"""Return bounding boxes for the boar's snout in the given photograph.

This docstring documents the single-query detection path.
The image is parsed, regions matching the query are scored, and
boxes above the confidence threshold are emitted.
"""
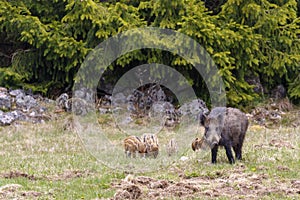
[204,133,221,149]
[211,141,218,148]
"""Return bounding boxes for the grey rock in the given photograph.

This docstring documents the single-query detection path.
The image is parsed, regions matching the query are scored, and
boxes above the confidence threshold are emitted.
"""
[0,92,11,111]
[151,101,178,127]
[15,95,37,111]
[148,86,166,102]
[85,89,95,103]
[74,88,86,99]
[120,115,133,125]
[74,88,95,103]
[151,101,165,114]
[56,93,71,111]
[0,112,15,125]
[112,92,127,106]
[9,89,25,97]
[98,107,110,114]
[0,87,54,126]
[178,99,209,118]
[24,95,37,109]
[72,98,88,116]
[127,102,136,112]
[271,84,286,100]
[0,87,7,93]
[10,110,27,121]
[245,76,264,94]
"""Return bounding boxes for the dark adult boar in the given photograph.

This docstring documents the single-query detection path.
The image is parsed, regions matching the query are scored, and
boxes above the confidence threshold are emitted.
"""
[201,107,248,164]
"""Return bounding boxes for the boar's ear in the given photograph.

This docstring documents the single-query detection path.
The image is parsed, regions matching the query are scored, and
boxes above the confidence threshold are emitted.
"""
[216,113,225,127]
[216,112,224,125]
[191,138,199,151]
[192,141,196,151]
[198,112,206,126]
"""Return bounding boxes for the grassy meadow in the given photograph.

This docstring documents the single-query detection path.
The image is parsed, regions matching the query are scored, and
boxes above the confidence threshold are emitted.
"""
[0,111,299,199]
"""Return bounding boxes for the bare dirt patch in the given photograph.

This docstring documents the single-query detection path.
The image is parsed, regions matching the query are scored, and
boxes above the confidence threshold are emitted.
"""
[0,184,42,199]
[0,171,38,180]
[269,139,295,149]
[0,169,92,182]
[111,168,300,200]
[0,170,92,199]
[46,169,93,181]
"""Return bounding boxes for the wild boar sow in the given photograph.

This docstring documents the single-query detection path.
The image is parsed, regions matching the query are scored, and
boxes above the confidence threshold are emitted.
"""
[202,107,248,164]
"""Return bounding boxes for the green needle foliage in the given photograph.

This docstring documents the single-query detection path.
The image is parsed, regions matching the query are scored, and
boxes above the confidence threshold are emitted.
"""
[0,0,299,106]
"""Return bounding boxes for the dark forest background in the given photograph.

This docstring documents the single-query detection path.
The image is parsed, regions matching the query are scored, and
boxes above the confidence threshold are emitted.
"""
[0,0,299,108]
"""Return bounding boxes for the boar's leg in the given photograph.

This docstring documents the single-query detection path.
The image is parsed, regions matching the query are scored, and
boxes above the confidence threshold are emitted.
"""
[132,151,137,158]
[125,148,130,158]
[153,151,158,158]
[233,145,242,160]
[127,152,130,158]
[211,145,218,164]
[225,145,235,164]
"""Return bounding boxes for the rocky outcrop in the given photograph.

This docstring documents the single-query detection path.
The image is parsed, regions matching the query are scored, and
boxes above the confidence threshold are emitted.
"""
[0,87,53,126]
[95,84,209,127]
[0,85,209,128]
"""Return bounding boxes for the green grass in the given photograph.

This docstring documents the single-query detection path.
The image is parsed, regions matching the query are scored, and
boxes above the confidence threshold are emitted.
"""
[0,114,299,199]
[0,119,125,199]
